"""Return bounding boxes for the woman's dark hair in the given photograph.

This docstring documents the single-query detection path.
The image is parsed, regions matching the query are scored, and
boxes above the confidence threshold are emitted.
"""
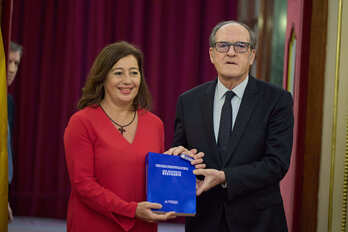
[77,41,152,110]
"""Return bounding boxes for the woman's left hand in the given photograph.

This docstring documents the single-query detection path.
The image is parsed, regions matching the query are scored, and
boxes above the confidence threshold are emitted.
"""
[163,146,189,156]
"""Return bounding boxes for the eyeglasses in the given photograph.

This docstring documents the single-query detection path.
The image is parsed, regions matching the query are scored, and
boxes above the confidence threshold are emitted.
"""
[214,41,251,54]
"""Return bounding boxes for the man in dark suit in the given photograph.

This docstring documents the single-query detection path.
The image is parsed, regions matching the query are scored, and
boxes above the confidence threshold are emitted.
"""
[7,41,23,222]
[172,20,294,232]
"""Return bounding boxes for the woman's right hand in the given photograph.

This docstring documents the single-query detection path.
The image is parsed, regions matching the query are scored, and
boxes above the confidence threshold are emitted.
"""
[135,201,176,223]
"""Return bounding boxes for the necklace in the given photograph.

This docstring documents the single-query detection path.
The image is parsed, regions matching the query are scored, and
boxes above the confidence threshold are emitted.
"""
[100,105,136,135]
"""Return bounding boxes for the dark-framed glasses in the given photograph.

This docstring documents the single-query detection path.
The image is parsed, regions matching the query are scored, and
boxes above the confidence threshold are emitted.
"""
[214,41,251,54]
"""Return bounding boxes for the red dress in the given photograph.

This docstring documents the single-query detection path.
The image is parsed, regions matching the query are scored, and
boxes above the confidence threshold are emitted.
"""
[64,106,164,232]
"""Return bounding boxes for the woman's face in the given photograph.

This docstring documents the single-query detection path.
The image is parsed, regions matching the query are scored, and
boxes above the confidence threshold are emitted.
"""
[103,55,141,107]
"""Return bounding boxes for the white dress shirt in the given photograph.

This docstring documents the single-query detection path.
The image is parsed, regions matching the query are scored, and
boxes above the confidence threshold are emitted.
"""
[213,76,249,143]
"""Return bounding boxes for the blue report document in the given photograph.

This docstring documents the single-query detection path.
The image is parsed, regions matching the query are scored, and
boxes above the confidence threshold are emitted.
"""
[146,152,196,216]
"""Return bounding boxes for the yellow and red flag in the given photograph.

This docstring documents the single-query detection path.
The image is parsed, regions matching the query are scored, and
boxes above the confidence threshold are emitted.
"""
[0,28,8,231]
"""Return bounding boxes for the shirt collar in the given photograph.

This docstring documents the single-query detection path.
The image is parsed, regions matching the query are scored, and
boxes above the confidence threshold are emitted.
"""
[216,75,249,100]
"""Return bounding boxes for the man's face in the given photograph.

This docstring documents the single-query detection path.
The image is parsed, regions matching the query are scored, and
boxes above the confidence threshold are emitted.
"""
[209,23,255,81]
[7,50,21,86]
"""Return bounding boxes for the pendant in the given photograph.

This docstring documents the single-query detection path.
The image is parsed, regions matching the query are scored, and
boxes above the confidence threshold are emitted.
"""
[118,127,126,134]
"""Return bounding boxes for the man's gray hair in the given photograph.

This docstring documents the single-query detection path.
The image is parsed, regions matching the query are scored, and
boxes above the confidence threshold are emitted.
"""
[209,20,256,49]
[10,41,23,56]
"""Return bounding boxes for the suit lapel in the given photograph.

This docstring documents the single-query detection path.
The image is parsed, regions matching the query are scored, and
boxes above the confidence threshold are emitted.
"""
[222,77,260,166]
[200,80,224,167]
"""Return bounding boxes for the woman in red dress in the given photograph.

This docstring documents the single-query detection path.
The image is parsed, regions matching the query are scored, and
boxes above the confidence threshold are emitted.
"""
[64,41,178,232]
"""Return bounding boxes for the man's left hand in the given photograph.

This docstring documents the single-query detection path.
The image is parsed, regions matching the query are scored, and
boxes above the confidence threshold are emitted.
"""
[164,147,206,169]
[193,169,226,196]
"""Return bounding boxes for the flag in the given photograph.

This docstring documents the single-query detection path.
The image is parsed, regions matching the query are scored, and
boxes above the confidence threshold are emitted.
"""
[0,28,9,231]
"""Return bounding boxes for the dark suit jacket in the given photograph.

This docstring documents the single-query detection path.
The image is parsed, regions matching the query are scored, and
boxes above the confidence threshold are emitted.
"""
[172,76,294,232]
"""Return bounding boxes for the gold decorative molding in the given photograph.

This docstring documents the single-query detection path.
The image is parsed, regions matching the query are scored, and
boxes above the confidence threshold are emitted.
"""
[328,0,343,231]
[342,116,348,231]
[286,29,296,94]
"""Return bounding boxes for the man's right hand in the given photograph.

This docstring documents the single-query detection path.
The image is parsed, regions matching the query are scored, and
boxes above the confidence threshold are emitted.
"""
[135,201,176,223]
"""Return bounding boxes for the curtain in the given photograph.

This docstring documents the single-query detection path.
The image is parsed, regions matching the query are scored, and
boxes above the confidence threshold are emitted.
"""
[9,0,237,218]
[0,26,9,231]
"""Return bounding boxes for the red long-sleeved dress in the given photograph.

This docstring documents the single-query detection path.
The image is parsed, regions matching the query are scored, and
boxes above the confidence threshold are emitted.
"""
[64,106,164,232]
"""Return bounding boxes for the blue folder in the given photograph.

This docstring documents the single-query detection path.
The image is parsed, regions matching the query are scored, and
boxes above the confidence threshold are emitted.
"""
[146,152,196,216]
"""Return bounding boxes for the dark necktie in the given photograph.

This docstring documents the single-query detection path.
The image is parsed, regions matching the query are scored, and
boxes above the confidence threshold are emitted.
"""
[218,91,235,151]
